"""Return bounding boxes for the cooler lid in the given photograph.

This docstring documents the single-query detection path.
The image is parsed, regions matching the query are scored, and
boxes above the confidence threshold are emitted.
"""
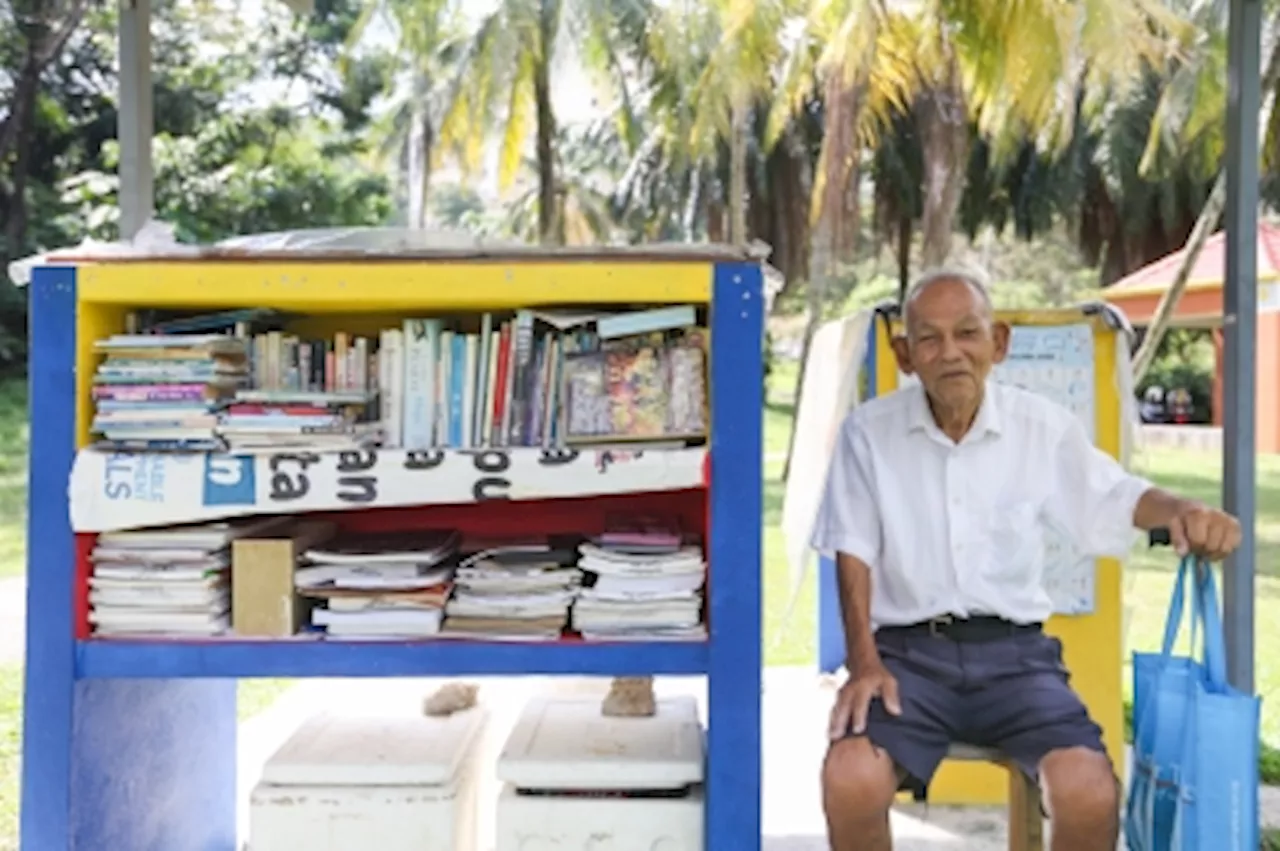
[260,708,486,787]
[496,694,704,791]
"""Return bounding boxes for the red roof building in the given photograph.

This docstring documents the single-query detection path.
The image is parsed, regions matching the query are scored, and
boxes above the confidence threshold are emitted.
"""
[1106,222,1280,451]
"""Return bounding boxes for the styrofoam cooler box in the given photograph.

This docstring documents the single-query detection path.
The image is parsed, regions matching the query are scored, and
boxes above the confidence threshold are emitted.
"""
[495,694,704,850]
[249,707,488,851]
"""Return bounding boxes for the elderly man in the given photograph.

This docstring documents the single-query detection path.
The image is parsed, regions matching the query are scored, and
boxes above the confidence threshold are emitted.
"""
[812,268,1241,851]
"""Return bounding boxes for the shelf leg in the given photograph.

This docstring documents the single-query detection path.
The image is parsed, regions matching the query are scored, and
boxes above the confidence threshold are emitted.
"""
[68,679,239,850]
[20,266,240,850]
[21,264,80,849]
[706,261,764,851]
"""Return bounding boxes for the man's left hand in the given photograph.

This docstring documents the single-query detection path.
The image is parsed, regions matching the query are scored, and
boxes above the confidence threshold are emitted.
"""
[1169,502,1242,561]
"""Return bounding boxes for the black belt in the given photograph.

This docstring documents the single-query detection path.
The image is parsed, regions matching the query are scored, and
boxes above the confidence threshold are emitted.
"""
[880,615,1041,642]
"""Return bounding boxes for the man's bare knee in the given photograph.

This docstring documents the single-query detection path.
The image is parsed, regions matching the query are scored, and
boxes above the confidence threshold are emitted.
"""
[1040,747,1119,848]
[822,737,900,816]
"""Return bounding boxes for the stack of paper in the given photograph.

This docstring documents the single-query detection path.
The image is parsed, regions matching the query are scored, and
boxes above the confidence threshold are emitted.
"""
[572,542,707,641]
[297,530,460,639]
[90,334,249,452]
[441,545,582,641]
[218,389,383,453]
[89,520,276,636]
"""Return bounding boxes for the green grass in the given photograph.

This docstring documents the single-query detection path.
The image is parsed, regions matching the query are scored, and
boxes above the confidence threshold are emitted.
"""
[0,381,27,580]
[764,357,797,457]
[238,678,297,719]
[0,666,19,851]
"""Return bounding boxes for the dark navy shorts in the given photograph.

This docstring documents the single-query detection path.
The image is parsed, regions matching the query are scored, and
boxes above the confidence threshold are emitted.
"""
[848,625,1109,797]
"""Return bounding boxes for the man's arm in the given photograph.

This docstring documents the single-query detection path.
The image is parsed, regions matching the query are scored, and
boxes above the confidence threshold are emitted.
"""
[1132,486,1198,531]
[1046,416,1241,561]
[1132,486,1241,560]
[835,551,880,673]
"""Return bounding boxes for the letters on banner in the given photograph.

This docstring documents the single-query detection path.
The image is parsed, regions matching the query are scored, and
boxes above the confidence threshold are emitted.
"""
[70,446,708,533]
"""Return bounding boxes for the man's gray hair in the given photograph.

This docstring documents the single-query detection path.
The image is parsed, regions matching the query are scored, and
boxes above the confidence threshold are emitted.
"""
[904,265,994,313]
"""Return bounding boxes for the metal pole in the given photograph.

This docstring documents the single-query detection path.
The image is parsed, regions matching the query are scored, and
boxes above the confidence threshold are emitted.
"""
[118,0,154,240]
[1222,0,1261,693]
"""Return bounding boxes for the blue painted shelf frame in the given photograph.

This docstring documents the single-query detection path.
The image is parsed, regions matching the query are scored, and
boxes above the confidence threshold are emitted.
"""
[20,260,764,850]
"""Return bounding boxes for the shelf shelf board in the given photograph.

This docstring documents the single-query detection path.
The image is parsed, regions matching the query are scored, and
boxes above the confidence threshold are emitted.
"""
[75,637,709,679]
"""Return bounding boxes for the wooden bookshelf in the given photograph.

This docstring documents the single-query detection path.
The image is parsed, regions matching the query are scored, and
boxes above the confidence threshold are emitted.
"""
[22,248,764,851]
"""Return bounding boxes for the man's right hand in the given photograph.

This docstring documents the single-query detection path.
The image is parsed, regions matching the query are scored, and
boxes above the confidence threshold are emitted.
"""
[828,660,902,740]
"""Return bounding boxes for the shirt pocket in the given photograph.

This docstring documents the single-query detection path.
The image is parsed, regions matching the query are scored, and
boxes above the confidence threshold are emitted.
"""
[984,501,1041,581]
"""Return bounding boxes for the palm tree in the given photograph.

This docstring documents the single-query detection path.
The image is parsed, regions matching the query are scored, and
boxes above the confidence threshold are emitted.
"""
[348,0,468,228]
[782,0,1176,269]
[439,0,651,246]
[500,121,630,244]
[686,0,799,244]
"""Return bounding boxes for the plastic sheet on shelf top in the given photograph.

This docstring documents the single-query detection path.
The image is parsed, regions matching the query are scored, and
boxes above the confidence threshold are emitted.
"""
[13,222,773,274]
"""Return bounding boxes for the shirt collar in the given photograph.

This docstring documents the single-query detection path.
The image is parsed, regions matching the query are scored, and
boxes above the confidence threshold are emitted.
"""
[908,379,1003,442]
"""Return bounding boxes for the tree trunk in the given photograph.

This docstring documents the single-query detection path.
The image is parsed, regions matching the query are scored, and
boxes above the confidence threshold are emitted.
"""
[2,124,34,255]
[1,0,90,261]
[0,55,40,255]
[1131,171,1227,380]
[838,162,862,263]
[916,76,968,269]
[897,213,912,302]
[0,60,41,180]
[534,0,562,246]
[728,99,749,245]
[706,196,726,243]
[783,74,860,482]
[407,97,432,229]
[0,0,88,167]
[1130,28,1280,381]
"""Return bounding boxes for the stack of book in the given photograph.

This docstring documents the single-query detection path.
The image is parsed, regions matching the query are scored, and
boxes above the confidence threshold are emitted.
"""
[441,544,583,641]
[90,334,249,451]
[295,530,459,639]
[88,520,273,637]
[374,307,708,451]
[571,530,707,641]
[218,390,382,453]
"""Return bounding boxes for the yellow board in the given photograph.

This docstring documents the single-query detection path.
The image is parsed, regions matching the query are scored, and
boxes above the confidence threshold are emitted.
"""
[874,310,1126,805]
[73,259,716,449]
[75,260,713,311]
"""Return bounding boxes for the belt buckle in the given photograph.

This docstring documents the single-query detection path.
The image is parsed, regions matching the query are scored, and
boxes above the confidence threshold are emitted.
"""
[928,615,954,638]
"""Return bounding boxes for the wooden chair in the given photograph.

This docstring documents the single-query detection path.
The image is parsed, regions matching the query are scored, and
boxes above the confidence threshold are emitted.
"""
[946,744,1045,851]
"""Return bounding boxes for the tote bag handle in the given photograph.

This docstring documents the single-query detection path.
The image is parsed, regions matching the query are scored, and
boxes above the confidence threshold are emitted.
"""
[1158,554,1227,687]
[1194,557,1229,690]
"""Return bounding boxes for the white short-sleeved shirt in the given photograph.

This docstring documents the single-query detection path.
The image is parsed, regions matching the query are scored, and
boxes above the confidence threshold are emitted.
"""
[810,380,1152,629]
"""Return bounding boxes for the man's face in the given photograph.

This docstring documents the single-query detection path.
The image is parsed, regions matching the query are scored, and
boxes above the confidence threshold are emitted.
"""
[893,278,1009,411]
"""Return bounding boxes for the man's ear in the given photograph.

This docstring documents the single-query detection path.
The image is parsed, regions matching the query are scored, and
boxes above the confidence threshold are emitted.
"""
[991,320,1012,364]
[890,334,914,374]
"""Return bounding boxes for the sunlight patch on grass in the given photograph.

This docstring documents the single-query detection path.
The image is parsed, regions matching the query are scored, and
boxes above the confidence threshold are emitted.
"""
[0,665,22,851]
[0,381,28,581]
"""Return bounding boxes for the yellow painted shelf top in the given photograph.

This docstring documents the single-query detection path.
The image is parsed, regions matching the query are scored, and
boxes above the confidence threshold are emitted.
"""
[63,244,765,310]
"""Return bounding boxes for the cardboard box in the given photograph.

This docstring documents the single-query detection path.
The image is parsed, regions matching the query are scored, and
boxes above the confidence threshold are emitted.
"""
[232,520,335,637]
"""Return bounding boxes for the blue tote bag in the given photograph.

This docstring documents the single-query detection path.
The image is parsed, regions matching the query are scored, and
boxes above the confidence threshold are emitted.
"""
[1124,555,1261,851]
